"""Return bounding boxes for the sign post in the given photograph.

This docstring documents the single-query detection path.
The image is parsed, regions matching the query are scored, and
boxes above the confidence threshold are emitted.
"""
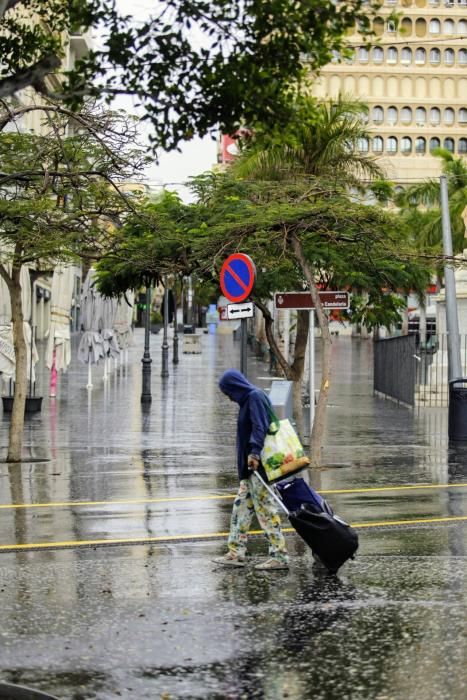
[309,310,315,443]
[275,291,350,442]
[220,254,256,377]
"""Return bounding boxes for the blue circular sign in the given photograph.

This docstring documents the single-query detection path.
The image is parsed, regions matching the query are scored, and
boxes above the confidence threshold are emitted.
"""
[220,254,256,303]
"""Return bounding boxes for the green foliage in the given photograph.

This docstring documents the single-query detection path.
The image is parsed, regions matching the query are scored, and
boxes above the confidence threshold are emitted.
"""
[0,103,145,272]
[1,1,372,149]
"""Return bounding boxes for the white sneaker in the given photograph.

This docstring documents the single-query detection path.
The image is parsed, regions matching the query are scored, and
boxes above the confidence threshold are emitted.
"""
[254,558,289,571]
[212,553,246,568]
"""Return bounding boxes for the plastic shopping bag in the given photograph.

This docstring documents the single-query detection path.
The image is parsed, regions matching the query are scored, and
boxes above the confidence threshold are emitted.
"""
[261,412,310,483]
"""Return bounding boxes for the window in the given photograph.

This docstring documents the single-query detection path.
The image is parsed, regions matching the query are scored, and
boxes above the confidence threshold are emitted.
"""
[416,107,426,124]
[415,47,426,64]
[430,107,441,124]
[459,108,467,124]
[429,19,440,35]
[387,136,398,154]
[358,46,369,62]
[401,106,412,124]
[387,20,397,33]
[459,138,467,154]
[401,137,413,154]
[331,50,341,63]
[358,110,369,124]
[430,137,441,151]
[372,46,384,63]
[373,136,384,153]
[358,138,369,153]
[387,46,398,63]
[401,47,412,64]
[416,137,427,154]
[444,19,455,35]
[459,49,467,65]
[430,48,441,64]
[387,106,398,125]
[444,49,455,65]
[372,105,384,123]
[444,108,455,125]
[459,20,467,35]
[444,138,455,153]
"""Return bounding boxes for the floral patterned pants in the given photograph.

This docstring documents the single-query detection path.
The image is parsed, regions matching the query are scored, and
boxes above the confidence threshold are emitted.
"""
[227,475,288,563]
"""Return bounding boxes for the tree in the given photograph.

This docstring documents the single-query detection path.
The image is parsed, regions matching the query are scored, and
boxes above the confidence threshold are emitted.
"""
[396,149,467,255]
[232,96,385,459]
[0,101,146,462]
[94,172,431,466]
[0,1,372,149]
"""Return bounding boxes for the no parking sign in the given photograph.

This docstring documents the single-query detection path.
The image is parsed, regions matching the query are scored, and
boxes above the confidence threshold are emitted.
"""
[219,253,256,303]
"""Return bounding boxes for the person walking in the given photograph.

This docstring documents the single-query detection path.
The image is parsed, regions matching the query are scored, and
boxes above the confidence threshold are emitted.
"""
[213,369,289,571]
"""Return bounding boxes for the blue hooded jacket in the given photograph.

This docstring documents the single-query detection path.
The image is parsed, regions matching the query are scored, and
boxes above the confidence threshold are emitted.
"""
[219,369,271,481]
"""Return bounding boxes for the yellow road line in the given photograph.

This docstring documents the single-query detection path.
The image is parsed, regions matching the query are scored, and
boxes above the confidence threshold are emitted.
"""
[1,483,467,511]
[0,515,466,553]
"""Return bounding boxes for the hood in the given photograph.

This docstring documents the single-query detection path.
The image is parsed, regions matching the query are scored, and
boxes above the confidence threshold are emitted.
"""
[219,369,257,404]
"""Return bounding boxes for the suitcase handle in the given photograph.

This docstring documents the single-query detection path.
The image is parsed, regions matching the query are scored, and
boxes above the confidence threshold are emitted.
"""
[251,470,290,516]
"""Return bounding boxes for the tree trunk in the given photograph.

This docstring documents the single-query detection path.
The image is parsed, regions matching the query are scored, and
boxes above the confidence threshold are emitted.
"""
[290,234,332,468]
[289,310,309,439]
[7,267,27,463]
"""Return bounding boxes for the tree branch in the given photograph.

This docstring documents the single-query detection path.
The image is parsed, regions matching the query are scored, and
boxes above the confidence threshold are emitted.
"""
[0,55,61,99]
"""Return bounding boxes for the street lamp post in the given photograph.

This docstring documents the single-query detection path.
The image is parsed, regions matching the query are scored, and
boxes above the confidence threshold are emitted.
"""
[161,277,169,377]
[173,282,179,364]
[141,287,152,403]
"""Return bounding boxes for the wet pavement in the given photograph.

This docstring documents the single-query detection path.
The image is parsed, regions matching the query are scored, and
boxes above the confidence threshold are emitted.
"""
[0,330,466,699]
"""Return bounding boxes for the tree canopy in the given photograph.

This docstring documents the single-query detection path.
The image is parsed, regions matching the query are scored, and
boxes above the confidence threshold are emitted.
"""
[0,1,371,149]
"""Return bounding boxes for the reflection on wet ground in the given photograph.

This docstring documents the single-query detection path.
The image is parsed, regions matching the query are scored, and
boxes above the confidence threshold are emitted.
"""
[0,332,466,698]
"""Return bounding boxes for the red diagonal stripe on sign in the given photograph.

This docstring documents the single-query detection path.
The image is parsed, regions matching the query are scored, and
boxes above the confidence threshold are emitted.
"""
[226,263,249,292]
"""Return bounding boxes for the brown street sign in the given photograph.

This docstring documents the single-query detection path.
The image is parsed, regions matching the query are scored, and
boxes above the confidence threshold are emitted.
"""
[275,291,350,310]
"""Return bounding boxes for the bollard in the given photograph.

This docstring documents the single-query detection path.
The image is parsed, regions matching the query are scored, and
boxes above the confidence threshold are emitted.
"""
[448,378,467,441]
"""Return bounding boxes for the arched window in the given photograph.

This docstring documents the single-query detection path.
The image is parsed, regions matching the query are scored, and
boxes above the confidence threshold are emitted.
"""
[416,107,426,124]
[401,18,413,35]
[459,20,467,35]
[358,137,369,153]
[387,136,398,154]
[373,136,384,153]
[372,47,384,63]
[415,137,426,154]
[401,136,413,154]
[401,106,412,124]
[445,49,455,66]
[372,105,384,123]
[401,47,412,64]
[415,18,427,37]
[429,19,440,35]
[387,19,397,33]
[444,138,455,153]
[430,48,441,64]
[444,19,455,35]
[430,107,441,124]
[459,49,467,65]
[459,138,467,154]
[459,108,467,124]
[331,50,340,63]
[387,46,398,63]
[387,106,398,124]
[430,137,441,151]
[444,108,455,125]
[358,46,369,62]
[415,47,426,64]
[373,16,385,37]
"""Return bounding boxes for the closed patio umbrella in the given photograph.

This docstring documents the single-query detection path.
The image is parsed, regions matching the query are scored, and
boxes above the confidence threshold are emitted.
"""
[77,268,104,388]
[46,264,75,372]
[114,291,134,358]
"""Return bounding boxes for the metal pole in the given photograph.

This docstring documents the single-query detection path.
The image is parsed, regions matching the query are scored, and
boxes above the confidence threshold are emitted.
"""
[161,279,169,377]
[309,310,315,442]
[141,287,152,403]
[241,317,248,377]
[173,282,179,364]
[440,175,462,381]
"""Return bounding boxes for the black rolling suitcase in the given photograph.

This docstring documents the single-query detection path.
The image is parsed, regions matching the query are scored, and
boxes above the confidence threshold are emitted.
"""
[254,472,358,574]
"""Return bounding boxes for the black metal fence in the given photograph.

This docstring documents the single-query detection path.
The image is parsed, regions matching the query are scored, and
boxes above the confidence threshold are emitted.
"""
[374,334,417,406]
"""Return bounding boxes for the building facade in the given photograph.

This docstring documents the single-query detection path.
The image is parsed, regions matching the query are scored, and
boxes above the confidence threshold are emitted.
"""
[312,0,467,187]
